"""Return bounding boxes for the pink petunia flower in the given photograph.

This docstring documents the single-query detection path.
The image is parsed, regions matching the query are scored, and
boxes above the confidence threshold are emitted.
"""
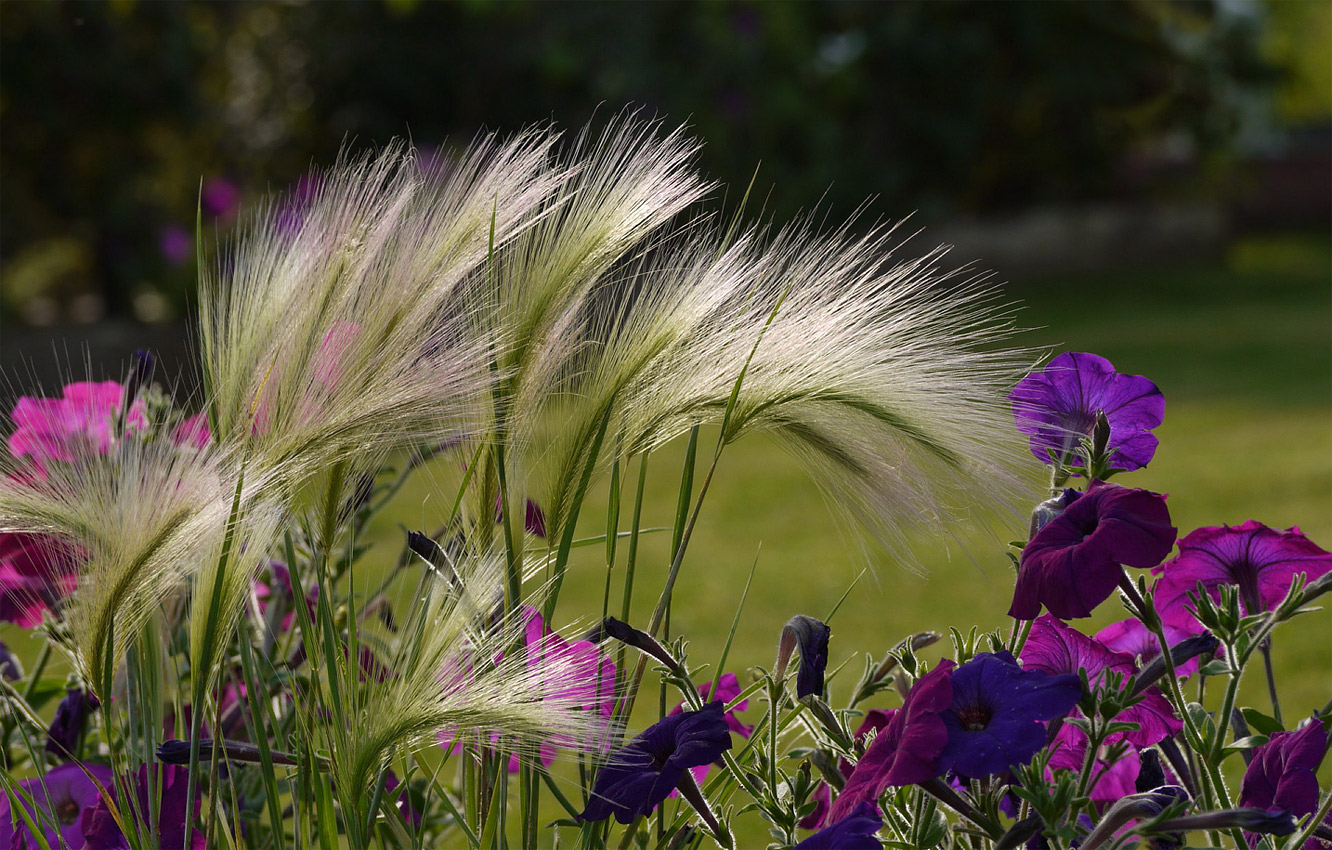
[1021,614,1180,749]
[8,381,147,472]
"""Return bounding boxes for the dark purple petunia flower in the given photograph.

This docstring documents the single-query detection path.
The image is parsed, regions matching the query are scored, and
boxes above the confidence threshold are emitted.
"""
[1020,615,1180,748]
[937,651,1082,780]
[1239,718,1331,849]
[80,763,205,850]
[793,800,883,849]
[1011,481,1176,620]
[47,688,99,757]
[1152,521,1332,635]
[0,761,112,850]
[493,497,548,538]
[828,661,956,822]
[1009,352,1165,473]
[1047,722,1143,804]
[578,701,733,825]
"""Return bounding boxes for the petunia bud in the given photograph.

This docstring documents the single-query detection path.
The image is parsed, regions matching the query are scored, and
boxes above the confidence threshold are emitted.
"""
[0,639,21,681]
[588,617,683,675]
[1130,632,1219,697]
[774,615,831,699]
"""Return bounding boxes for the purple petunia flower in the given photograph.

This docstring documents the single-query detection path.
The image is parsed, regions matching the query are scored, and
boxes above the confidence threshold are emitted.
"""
[937,651,1082,780]
[201,177,241,222]
[79,763,205,850]
[793,800,883,849]
[578,701,733,825]
[1152,521,1332,635]
[159,225,192,266]
[0,761,112,850]
[828,661,956,822]
[1009,352,1165,472]
[1011,481,1176,620]
[1020,615,1180,748]
[494,497,548,538]
[1239,718,1331,849]
[47,688,99,757]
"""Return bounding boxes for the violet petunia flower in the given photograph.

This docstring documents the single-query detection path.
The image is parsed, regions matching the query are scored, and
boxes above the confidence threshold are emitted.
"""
[793,800,883,849]
[79,763,205,850]
[1239,718,1331,849]
[578,701,733,825]
[1152,521,1332,635]
[8,381,147,472]
[828,661,956,822]
[0,761,113,850]
[1009,352,1164,472]
[1020,615,1180,748]
[1011,481,1176,620]
[937,651,1082,780]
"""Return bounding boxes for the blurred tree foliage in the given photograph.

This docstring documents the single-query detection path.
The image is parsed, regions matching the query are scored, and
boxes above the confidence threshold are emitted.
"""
[0,0,1288,322]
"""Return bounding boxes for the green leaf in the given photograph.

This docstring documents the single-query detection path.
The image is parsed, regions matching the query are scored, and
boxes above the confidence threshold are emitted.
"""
[1241,707,1285,735]
[1222,735,1270,757]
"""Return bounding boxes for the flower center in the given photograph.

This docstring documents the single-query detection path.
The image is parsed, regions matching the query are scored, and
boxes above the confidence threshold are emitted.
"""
[956,705,991,732]
[56,798,80,825]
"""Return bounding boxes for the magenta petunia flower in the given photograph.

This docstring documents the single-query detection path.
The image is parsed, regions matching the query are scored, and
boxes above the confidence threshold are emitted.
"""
[668,673,753,795]
[578,701,733,825]
[799,709,892,830]
[1239,718,1330,849]
[438,605,616,769]
[1021,615,1180,748]
[1009,352,1165,472]
[169,412,211,449]
[1152,521,1332,635]
[827,660,956,822]
[80,763,204,850]
[1011,481,1177,620]
[0,761,113,850]
[8,381,147,472]
[1047,722,1143,804]
[0,533,80,627]
[937,651,1082,780]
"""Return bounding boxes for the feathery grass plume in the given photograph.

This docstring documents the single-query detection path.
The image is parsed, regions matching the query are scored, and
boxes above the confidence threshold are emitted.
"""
[324,547,613,815]
[198,133,564,496]
[0,437,238,699]
[472,118,714,535]
[520,216,1032,556]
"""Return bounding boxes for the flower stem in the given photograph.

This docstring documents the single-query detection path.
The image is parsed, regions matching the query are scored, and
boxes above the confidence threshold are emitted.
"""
[1258,639,1283,726]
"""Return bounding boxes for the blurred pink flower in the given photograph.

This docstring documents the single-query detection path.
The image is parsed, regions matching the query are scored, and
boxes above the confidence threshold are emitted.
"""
[8,381,146,472]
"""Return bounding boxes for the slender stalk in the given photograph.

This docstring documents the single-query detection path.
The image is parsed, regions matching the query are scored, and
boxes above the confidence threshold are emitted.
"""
[1258,640,1283,726]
